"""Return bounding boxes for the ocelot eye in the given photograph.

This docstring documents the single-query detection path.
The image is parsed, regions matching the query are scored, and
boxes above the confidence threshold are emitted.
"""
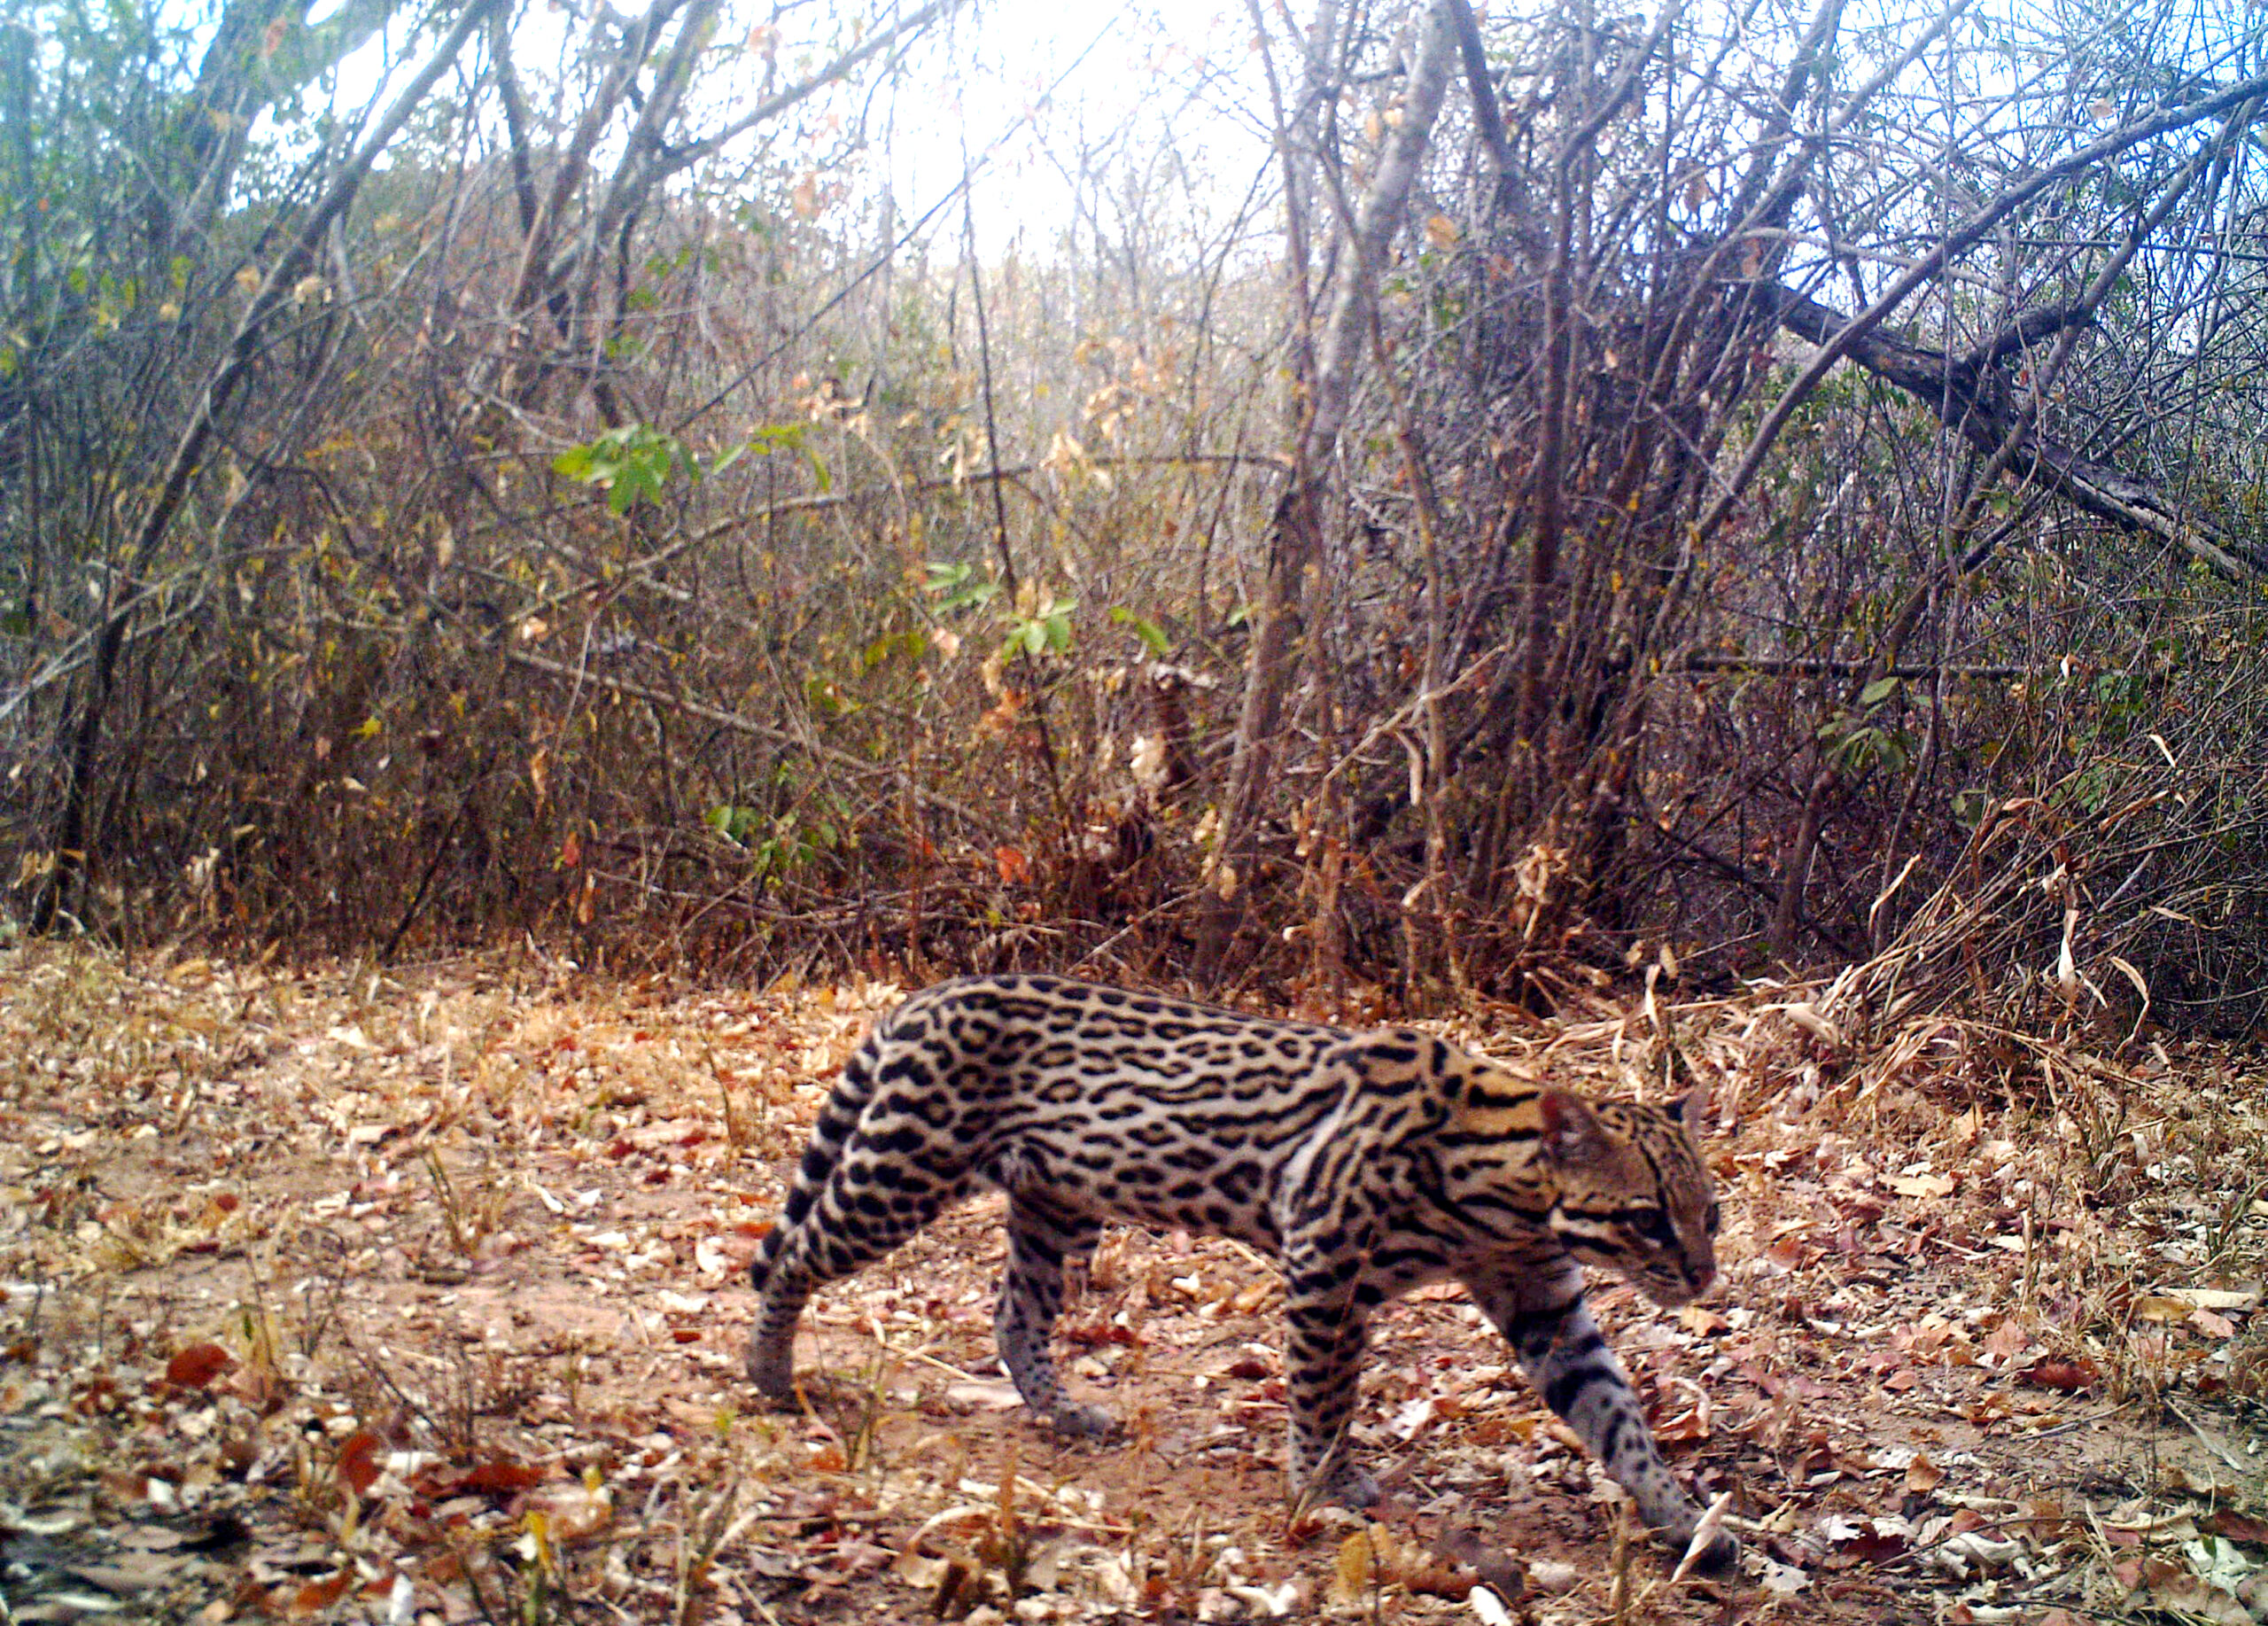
[1705,1202,1721,1234]
[1635,1210,1677,1244]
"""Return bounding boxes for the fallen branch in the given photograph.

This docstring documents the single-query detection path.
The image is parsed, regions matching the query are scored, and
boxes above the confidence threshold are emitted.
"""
[1758,281,2268,580]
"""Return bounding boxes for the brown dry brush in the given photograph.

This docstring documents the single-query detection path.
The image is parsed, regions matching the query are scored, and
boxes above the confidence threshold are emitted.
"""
[8,0,2268,1031]
[1195,0,2268,1019]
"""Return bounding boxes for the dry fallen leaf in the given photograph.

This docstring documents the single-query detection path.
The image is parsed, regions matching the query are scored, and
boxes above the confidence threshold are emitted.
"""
[335,1428,383,1495]
[163,1343,235,1390]
[2020,1358,2098,1391]
[1888,1171,1957,1199]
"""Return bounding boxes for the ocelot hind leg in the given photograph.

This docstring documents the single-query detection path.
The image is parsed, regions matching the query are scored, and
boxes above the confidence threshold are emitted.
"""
[746,1151,974,1400]
[1469,1267,1736,1571]
[996,1194,1114,1436]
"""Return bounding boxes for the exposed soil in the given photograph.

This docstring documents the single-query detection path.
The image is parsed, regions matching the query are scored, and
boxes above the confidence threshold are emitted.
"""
[2,939,2265,1624]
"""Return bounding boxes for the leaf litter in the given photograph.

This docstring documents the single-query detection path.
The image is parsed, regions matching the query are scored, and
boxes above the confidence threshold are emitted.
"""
[2,939,2266,1622]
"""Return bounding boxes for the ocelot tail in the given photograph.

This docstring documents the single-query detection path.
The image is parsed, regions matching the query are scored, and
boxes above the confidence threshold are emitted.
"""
[746,975,1734,1568]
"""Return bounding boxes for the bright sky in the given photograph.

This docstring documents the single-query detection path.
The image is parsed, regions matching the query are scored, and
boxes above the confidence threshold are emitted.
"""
[303,0,1279,261]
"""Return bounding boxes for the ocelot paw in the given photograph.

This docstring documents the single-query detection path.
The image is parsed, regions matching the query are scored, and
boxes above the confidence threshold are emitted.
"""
[1040,1399,1121,1439]
[1332,1466,1383,1509]
[1293,1463,1380,1510]
[1680,1527,1740,1575]
[1658,1516,1739,1575]
[743,1340,796,1402]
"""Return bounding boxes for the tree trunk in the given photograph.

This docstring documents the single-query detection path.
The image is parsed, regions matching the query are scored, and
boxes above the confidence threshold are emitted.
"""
[1221,0,1460,845]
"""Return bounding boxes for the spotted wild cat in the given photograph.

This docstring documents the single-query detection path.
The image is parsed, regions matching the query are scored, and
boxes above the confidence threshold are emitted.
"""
[745,974,1733,1566]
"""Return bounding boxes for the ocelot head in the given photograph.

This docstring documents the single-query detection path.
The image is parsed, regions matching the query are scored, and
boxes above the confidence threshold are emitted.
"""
[1538,1090,1720,1307]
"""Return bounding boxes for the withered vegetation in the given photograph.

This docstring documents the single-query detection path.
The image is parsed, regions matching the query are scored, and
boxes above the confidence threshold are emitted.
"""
[4,940,2266,1622]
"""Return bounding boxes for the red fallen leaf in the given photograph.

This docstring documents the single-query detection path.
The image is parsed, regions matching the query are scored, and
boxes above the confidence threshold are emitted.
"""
[415,1458,548,1498]
[994,845,1031,885]
[336,1428,384,1495]
[607,1138,636,1159]
[671,1328,702,1344]
[1059,1319,1138,1348]
[2192,1306,2238,1340]
[1834,1528,1912,1565]
[166,1342,236,1389]
[1982,1320,2031,1364]
[1223,1355,1274,1381]
[214,1192,241,1213]
[2205,1509,2268,1544]
[2019,1358,2098,1391]
[457,1459,548,1495]
[289,1571,355,1614]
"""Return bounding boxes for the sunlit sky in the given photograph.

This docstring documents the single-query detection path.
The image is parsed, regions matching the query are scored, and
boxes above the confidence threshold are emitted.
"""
[308,0,1280,260]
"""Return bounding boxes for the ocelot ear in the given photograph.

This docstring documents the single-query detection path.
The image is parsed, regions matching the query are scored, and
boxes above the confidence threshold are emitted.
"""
[1537,1089,1610,1166]
[1666,1082,1713,1135]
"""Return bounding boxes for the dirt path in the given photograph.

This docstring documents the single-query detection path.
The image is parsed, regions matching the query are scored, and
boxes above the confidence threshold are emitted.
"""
[1,941,2262,1623]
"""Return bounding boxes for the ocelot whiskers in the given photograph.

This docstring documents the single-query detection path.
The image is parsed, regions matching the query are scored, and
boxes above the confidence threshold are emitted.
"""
[745,974,1734,1568]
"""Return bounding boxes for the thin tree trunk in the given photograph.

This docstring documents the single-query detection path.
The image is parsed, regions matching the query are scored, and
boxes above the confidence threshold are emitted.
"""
[1220,0,1460,849]
[31,0,504,933]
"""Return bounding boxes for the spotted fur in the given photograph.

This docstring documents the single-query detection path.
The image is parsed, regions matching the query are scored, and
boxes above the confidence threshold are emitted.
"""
[746,975,1731,1566]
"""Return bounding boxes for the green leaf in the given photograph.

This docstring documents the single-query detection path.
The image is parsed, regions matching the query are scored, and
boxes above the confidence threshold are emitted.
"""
[705,805,762,844]
[1110,606,1169,657]
[1860,675,1901,707]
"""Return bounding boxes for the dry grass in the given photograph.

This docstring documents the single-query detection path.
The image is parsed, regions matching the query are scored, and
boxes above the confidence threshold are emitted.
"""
[0,938,2264,1622]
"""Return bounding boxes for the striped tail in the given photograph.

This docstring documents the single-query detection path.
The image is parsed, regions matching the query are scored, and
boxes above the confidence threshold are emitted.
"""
[750,1037,882,1292]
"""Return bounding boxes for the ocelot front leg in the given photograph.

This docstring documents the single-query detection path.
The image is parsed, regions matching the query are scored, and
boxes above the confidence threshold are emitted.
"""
[996,1194,1115,1437]
[1469,1265,1736,1571]
[1279,1229,1383,1510]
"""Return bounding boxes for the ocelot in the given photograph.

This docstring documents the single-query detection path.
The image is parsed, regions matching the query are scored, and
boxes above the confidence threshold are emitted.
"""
[746,975,1734,1567]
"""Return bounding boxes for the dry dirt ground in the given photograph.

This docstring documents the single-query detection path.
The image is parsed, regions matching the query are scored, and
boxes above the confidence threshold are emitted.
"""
[3,940,2267,1625]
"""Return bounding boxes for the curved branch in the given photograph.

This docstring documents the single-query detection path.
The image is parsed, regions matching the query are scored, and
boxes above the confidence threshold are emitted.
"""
[1759,282,2268,580]
[1696,67,2268,554]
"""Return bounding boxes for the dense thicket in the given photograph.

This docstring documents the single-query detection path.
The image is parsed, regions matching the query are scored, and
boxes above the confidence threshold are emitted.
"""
[5,0,2267,1033]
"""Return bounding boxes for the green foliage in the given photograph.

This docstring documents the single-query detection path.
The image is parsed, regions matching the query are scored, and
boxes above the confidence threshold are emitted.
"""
[1006,594,1076,657]
[1818,679,1912,777]
[704,805,842,883]
[1109,606,1169,657]
[553,425,698,514]
[717,423,830,490]
[554,422,824,512]
[923,563,1077,657]
[925,561,1001,615]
